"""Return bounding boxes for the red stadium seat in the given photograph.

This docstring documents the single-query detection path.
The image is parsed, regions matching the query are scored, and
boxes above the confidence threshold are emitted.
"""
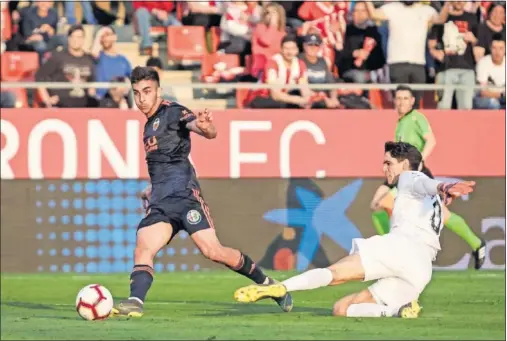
[250,54,267,79]
[209,26,221,53]
[0,52,39,81]
[150,26,166,37]
[236,89,250,109]
[167,26,206,60]
[1,7,12,41]
[201,53,240,80]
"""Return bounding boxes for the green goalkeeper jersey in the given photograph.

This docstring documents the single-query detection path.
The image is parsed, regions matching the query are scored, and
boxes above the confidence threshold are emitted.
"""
[395,110,432,153]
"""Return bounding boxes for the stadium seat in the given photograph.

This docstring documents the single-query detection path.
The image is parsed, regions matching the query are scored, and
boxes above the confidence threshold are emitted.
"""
[250,54,267,79]
[1,6,12,42]
[201,53,240,81]
[209,27,221,53]
[167,26,206,60]
[236,89,250,109]
[368,89,394,109]
[0,52,39,81]
[150,26,166,38]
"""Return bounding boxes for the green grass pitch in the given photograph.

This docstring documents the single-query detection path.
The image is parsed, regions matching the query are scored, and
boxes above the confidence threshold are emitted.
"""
[1,271,505,340]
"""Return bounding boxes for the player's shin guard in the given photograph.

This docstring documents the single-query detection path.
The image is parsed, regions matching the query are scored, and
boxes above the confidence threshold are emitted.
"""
[129,265,154,303]
[229,253,267,285]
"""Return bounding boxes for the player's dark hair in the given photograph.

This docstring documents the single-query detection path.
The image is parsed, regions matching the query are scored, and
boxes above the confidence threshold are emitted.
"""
[395,85,414,97]
[130,66,160,87]
[385,141,422,171]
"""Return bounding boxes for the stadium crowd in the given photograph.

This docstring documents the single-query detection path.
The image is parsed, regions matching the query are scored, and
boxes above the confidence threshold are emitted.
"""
[0,1,505,110]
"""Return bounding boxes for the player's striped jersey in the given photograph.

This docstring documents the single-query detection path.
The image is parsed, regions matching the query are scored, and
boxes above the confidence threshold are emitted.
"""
[390,171,443,253]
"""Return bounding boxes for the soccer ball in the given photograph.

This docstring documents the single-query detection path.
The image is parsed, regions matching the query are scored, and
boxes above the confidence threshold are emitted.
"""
[75,284,113,320]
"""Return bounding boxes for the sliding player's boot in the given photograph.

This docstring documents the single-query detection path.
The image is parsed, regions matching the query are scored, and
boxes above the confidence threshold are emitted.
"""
[267,278,293,313]
[234,282,287,304]
[396,300,422,318]
[472,239,486,270]
[110,298,144,318]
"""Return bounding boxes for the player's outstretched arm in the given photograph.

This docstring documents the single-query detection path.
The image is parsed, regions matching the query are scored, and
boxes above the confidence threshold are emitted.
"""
[186,108,217,139]
[437,181,476,206]
[403,172,475,204]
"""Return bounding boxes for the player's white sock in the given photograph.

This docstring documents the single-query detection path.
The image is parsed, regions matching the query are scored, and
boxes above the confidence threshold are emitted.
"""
[346,303,396,318]
[282,268,333,292]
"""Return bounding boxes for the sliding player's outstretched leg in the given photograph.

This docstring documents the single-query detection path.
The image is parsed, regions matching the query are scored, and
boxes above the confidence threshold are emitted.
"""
[111,220,173,317]
[234,253,365,303]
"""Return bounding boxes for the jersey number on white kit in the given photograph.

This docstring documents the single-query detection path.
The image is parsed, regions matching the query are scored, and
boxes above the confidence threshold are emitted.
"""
[430,197,443,235]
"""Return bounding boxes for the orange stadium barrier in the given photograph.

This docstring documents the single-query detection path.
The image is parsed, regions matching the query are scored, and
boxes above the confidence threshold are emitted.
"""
[0,109,505,179]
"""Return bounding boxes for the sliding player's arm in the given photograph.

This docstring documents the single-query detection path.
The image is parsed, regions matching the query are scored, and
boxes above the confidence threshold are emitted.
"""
[399,172,475,204]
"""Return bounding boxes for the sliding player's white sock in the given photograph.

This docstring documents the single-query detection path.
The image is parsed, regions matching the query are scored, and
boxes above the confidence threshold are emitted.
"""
[346,303,396,318]
[282,268,333,292]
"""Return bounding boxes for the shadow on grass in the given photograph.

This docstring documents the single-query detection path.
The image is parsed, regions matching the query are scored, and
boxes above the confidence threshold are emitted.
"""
[2,301,57,311]
[148,299,331,317]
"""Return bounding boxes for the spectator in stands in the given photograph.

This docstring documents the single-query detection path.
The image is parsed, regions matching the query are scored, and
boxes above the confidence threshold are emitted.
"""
[36,25,96,108]
[366,1,450,106]
[474,3,505,62]
[298,1,349,63]
[219,1,262,64]
[474,34,505,109]
[251,3,286,77]
[133,1,181,56]
[429,1,479,110]
[276,1,303,31]
[247,35,312,109]
[335,1,384,84]
[99,76,130,109]
[19,1,66,63]
[91,26,132,100]
[64,1,98,25]
[146,57,178,102]
[300,34,339,109]
[182,1,223,29]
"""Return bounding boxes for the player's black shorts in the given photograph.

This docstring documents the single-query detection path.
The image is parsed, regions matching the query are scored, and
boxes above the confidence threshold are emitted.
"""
[138,187,214,240]
[383,163,434,189]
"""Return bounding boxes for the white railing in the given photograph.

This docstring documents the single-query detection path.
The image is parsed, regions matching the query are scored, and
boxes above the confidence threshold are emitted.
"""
[1,81,504,91]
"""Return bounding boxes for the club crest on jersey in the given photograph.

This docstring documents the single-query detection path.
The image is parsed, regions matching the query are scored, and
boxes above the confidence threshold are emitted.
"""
[186,210,201,225]
[153,118,160,131]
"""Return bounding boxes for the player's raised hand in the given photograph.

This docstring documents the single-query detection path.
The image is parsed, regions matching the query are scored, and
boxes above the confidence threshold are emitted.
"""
[194,108,217,139]
[438,181,476,205]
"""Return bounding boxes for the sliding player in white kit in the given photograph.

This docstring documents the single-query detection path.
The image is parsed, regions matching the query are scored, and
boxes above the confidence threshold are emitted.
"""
[234,141,476,318]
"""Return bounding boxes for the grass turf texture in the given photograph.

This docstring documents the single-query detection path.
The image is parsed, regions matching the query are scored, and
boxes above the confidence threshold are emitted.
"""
[1,271,505,340]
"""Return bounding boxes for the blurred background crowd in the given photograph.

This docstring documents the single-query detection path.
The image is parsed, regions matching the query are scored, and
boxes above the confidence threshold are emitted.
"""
[0,1,505,111]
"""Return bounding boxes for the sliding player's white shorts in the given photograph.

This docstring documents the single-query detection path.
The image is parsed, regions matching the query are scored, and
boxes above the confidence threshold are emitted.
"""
[350,232,437,308]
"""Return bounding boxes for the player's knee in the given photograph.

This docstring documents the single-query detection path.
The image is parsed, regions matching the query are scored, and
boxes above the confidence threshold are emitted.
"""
[133,245,156,262]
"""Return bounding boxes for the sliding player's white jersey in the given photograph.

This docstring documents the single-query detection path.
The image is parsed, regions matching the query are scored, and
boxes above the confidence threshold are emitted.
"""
[390,171,444,252]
